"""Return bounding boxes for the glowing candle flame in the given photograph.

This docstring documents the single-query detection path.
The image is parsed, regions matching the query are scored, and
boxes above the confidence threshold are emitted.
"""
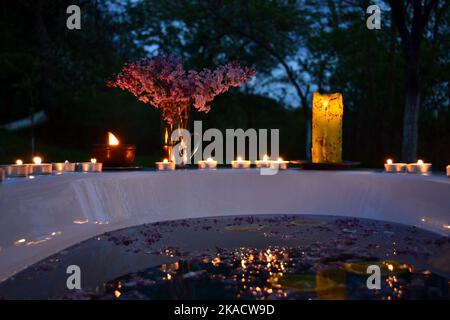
[16,159,23,165]
[33,156,42,165]
[387,159,393,165]
[278,157,283,162]
[417,159,424,165]
[163,158,168,163]
[108,132,119,146]
[207,157,213,162]
[237,156,243,162]
[90,158,97,164]
[263,154,268,162]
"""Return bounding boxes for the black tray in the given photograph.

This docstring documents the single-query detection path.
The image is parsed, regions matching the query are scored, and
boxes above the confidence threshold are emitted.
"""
[102,166,145,171]
[290,161,360,170]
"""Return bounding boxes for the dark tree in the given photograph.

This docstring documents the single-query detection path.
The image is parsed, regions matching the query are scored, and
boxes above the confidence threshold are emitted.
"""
[388,0,439,162]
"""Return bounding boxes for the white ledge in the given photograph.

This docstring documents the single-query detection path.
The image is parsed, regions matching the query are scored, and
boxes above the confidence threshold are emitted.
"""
[0,169,449,282]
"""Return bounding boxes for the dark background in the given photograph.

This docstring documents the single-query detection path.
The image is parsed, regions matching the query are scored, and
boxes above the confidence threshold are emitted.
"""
[0,0,448,169]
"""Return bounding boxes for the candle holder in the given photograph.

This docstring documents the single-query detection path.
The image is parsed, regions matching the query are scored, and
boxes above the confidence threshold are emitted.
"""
[32,164,52,175]
[384,159,406,173]
[198,158,217,169]
[3,161,31,177]
[270,158,289,170]
[92,144,136,167]
[77,159,103,173]
[231,157,251,169]
[255,155,271,168]
[406,160,432,174]
[92,132,136,167]
[31,157,52,175]
[156,159,175,171]
[52,161,76,173]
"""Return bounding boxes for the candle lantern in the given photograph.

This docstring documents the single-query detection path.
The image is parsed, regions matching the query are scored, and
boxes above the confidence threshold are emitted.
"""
[312,92,343,163]
[92,132,136,167]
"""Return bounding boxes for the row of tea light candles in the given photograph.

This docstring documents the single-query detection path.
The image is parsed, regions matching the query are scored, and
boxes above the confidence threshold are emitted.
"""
[1,157,102,178]
[2,155,287,176]
[2,156,449,178]
[155,155,289,171]
[384,159,437,174]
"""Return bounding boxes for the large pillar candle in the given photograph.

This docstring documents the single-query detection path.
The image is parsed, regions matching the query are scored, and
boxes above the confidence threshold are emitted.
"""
[312,92,343,163]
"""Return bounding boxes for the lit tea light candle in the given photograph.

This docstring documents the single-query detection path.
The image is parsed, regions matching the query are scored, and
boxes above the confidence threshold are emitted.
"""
[255,154,271,168]
[231,156,251,169]
[156,158,175,171]
[90,158,103,172]
[406,159,432,174]
[2,159,31,177]
[77,158,103,172]
[384,159,406,173]
[52,160,76,173]
[31,156,52,175]
[198,157,217,169]
[270,157,289,170]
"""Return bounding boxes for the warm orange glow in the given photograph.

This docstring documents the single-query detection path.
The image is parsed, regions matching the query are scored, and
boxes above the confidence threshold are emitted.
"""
[114,290,121,298]
[163,158,168,163]
[164,128,169,144]
[387,159,393,165]
[90,158,97,164]
[237,156,243,162]
[108,132,119,146]
[417,159,424,165]
[278,157,283,162]
[15,159,23,165]
[33,156,42,165]
[312,92,343,163]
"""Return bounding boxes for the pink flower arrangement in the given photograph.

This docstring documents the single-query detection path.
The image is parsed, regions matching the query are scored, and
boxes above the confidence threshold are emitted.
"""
[107,55,255,124]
